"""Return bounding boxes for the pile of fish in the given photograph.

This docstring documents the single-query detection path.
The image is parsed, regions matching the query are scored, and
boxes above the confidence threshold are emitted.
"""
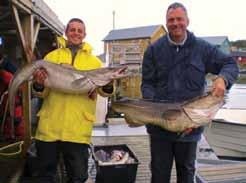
[111,93,225,132]
[94,149,135,165]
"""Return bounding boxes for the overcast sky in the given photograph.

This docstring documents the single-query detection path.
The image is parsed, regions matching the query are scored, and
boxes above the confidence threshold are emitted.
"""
[44,0,246,55]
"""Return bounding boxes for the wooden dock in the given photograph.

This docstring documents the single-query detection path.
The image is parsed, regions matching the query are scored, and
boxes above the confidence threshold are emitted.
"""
[17,123,246,183]
[88,125,246,183]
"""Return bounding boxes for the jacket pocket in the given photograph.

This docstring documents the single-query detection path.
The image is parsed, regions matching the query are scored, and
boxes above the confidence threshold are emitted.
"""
[185,60,205,91]
[83,111,96,122]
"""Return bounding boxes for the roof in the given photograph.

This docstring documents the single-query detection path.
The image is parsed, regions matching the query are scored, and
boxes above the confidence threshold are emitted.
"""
[103,25,163,41]
[32,0,65,34]
[97,53,106,63]
[0,0,64,35]
[201,36,228,46]
[231,51,246,57]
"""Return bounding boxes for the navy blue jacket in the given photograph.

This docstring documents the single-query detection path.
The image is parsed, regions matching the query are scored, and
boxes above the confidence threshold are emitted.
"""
[141,31,239,141]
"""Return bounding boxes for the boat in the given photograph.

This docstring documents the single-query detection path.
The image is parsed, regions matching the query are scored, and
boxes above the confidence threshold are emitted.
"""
[203,84,246,160]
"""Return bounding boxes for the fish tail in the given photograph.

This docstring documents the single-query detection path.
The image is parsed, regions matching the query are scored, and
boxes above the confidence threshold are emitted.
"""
[8,60,43,139]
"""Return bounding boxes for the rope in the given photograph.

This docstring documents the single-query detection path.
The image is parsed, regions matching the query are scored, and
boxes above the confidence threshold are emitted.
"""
[0,141,24,157]
[0,91,8,106]
[0,91,8,136]
[1,92,9,135]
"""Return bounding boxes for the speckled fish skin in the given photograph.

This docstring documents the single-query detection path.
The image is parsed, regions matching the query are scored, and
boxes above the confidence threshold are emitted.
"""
[111,94,224,132]
[8,60,129,138]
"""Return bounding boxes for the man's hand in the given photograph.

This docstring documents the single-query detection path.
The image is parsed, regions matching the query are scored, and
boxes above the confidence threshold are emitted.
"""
[88,90,97,100]
[33,68,48,85]
[211,77,226,97]
[183,128,193,134]
[179,128,193,138]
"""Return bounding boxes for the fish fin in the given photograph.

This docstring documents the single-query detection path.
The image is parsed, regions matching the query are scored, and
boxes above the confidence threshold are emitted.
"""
[124,115,144,127]
[161,110,182,120]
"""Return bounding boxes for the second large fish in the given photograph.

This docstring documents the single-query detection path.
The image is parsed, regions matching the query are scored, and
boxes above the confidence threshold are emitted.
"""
[111,94,224,132]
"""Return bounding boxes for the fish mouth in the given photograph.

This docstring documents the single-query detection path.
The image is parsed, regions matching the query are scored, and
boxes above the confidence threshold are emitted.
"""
[111,66,129,79]
[118,66,128,74]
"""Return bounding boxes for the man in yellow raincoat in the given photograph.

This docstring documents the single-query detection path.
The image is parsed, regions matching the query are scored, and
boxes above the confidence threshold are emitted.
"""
[32,18,111,183]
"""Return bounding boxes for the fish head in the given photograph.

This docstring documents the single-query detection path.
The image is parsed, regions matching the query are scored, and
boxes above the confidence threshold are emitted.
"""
[183,94,225,125]
[87,66,131,87]
[104,65,130,80]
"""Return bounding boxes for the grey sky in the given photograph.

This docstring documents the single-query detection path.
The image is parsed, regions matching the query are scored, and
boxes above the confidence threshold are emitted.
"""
[44,0,246,55]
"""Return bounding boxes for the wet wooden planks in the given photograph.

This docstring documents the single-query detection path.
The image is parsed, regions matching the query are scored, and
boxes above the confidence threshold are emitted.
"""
[197,161,246,183]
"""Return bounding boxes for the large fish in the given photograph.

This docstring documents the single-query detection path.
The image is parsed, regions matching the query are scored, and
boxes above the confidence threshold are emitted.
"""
[111,94,224,132]
[8,60,130,138]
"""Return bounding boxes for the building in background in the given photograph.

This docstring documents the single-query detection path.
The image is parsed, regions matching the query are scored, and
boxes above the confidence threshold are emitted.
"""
[103,25,166,98]
[201,36,231,54]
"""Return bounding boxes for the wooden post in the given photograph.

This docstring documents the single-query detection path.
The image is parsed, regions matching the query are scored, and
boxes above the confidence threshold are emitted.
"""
[11,2,40,155]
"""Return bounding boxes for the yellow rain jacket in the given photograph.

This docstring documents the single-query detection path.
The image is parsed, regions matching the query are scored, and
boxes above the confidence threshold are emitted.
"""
[35,42,102,144]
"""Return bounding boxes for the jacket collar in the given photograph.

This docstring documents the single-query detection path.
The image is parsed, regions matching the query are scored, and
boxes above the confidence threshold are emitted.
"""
[166,31,195,48]
[81,42,93,53]
[167,32,187,46]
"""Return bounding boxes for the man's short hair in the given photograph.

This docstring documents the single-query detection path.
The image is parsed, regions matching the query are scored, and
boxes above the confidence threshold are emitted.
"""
[167,2,187,14]
[65,18,85,33]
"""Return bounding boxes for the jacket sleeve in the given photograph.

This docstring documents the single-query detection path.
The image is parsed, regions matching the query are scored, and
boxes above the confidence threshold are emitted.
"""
[141,45,156,99]
[31,52,53,98]
[96,80,116,97]
[32,83,50,98]
[204,44,239,89]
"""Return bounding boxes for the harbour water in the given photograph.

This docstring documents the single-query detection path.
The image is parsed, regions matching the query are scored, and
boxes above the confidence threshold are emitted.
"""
[223,83,246,109]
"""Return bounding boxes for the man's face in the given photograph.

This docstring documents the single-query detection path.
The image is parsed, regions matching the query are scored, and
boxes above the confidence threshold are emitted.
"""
[166,7,189,42]
[65,21,86,46]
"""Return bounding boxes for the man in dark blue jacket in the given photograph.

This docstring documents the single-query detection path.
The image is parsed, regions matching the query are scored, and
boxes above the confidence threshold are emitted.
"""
[141,2,239,183]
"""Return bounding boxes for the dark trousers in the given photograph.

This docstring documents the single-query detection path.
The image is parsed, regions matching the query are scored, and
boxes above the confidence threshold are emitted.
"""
[150,136,197,183]
[36,140,89,183]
